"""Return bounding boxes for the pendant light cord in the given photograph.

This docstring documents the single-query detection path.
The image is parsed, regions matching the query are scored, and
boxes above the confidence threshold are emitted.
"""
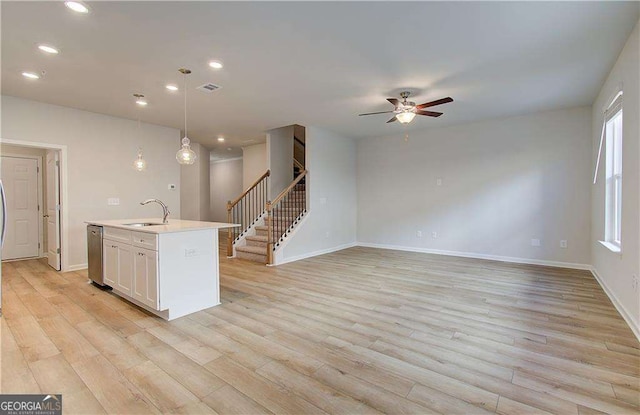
[183,71,188,138]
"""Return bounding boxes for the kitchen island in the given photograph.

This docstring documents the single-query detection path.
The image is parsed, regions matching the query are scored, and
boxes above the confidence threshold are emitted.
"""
[86,218,238,320]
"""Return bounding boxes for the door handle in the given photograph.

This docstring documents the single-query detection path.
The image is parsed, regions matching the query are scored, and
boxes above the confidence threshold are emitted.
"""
[0,179,7,248]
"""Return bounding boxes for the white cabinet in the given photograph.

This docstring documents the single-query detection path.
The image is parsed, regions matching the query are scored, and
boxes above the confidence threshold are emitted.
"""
[104,232,157,307]
[133,247,158,309]
[103,240,134,296]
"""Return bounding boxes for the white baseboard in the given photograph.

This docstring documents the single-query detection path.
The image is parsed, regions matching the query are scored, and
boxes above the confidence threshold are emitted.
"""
[356,242,592,270]
[590,267,640,342]
[66,263,87,272]
[276,242,358,265]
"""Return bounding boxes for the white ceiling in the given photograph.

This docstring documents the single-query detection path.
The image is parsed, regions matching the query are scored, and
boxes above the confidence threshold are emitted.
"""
[2,1,638,155]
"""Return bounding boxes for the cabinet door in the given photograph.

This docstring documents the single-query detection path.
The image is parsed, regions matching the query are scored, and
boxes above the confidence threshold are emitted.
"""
[103,241,119,287]
[133,248,158,309]
[116,243,133,296]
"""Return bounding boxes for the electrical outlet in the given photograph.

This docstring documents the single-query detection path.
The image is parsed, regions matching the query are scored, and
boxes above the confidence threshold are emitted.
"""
[432,231,438,239]
[560,240,568,249]
[531,239,541,247]
[325,231,330,238]
[416,230,422,238]
[184,248,197,257]
[107,197,120,206]
[632,275,638,292]
[436,177,443,186]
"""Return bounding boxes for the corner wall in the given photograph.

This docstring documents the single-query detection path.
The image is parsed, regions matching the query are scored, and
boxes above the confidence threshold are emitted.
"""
[276,127,357,263]
[591,20,640,338]
[357,106,592,268]
[1,95,181,270]
[180,142,210,221]
[242,143,267,190]
[210,157,243,222]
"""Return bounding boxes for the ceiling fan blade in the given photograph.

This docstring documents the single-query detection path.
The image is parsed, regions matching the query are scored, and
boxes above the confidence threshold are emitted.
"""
[358,110,395,116]
[416,97,453,109]
[387,98,400,107]
[386,116,397,123]
[416,110,443,117]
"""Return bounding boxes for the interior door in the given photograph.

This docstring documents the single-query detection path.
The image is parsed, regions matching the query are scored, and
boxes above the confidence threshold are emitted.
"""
[46,151,61,270]
[0,156,39,260]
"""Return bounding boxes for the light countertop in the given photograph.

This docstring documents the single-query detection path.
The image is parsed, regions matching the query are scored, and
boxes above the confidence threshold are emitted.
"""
[86,218,239,234]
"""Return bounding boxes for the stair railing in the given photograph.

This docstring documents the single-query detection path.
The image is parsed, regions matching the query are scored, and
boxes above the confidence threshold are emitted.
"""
[266,170,308,264]
[227,170,270,257]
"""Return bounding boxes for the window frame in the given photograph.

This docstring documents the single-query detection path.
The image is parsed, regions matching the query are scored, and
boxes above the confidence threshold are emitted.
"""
[603,94,623,251]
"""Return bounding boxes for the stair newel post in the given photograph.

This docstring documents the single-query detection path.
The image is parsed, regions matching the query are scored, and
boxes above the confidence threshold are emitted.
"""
[266,200,273,265]
[226,201,233,257]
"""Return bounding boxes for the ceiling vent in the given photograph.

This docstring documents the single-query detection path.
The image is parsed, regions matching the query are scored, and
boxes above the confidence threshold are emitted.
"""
[196,83,222,93]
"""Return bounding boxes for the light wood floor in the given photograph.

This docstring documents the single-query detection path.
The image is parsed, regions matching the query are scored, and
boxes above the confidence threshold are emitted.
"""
[2,244,639,414]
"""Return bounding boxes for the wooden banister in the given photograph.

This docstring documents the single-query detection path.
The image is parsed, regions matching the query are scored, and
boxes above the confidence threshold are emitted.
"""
[227,169,270,257]
[228,170,270,209]
[272,170,307,206]
[266,170,308,264]
[293,158,304,171]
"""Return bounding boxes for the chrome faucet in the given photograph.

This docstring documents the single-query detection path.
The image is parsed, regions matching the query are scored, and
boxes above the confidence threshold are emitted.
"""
[140,199,170,224]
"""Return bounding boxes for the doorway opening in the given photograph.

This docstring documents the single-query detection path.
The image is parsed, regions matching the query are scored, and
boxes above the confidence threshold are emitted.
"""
[0,140,68,271]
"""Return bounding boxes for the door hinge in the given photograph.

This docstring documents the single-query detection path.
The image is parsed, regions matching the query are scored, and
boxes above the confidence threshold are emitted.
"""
[38,242,41,249]
[38,204,40,211]
[56,160,60,167]
[37,166,40,173]
[56,204,60,211]
[56,248,60,254]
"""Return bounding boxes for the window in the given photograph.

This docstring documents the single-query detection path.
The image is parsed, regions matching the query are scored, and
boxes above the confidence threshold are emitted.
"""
[604,95,623,249]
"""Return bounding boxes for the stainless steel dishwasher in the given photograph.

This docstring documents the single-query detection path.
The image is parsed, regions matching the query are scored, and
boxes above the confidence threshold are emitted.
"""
[87,225,107,286]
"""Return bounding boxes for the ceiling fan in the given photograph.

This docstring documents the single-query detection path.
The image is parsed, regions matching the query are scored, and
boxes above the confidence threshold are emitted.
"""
[359,91,453,124]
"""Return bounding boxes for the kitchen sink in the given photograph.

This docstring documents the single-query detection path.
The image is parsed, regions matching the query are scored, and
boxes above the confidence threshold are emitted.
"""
[123,222,164,227]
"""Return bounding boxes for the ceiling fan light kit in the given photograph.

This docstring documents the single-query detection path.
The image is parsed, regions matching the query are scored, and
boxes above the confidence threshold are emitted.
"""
[360,91,453,124]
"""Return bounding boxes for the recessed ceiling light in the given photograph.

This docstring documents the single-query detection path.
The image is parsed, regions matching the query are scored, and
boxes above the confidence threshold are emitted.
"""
[64,1,89,13]
[217,137,225,142]
[22,72,40,80]
[165,84,178,91]
[227,147,232,151]
[208,60,223,69]
[38,44,59,54]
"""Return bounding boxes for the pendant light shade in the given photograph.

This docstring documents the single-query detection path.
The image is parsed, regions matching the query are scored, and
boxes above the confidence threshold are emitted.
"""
[176,137,196,164]
[176,68,197,165]
[134,148,147,171]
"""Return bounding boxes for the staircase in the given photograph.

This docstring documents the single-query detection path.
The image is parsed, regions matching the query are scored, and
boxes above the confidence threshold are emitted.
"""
[232,175,307,264]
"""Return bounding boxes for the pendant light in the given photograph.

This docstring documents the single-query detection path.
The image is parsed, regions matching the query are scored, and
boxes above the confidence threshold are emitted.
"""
[176,68,197,165]
[134,147,147,171]
[132,95,147,171]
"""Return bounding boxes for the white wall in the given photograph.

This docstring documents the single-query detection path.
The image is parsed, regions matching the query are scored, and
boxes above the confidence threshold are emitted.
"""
[267,125,294,200]
[591,21,640,337]
[242,143,267,191]
[1,95,181,270]
[357,107,592,268]
[277,127,357,263]
[180,142,210,221]
[210,157,243,222]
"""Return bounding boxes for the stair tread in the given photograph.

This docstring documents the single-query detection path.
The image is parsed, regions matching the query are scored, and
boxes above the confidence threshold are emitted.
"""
[246,235,268,242]
[236,245,267,255]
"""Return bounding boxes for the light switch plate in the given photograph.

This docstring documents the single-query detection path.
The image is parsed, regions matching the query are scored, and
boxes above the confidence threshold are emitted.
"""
[107,198,120,206]
[531,238,541,247]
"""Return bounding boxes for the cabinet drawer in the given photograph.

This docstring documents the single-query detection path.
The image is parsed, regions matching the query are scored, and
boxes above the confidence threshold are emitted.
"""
[104,227,132,243]
[132,231,158,251]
